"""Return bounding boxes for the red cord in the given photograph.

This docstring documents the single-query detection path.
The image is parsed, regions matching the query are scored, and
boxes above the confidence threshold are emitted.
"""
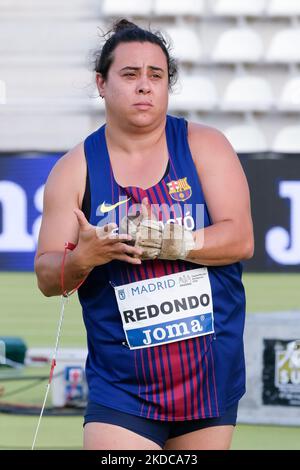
[61,242,87,297]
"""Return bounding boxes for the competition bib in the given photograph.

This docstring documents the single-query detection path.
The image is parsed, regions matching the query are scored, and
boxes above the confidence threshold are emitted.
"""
[112,268,214,350]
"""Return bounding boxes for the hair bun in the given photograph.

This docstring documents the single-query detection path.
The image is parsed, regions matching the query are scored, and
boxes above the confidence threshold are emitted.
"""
[113,19,138,33]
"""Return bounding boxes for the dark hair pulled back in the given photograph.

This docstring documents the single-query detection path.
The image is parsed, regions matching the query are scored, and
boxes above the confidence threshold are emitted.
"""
[94,19,178,91]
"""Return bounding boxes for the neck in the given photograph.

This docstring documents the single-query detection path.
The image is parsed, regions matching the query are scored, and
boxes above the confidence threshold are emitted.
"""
[105,114,167,156]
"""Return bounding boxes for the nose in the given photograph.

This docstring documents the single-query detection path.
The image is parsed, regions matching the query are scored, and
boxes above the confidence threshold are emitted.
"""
[136,74,151,94]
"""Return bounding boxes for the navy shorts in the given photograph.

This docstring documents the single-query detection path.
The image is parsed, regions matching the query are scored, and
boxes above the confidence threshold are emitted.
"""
[83,401,238,449]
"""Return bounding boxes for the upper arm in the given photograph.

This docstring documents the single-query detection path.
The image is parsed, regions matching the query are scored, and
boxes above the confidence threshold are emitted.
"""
[35,142,86,259]
[187,123,252,228]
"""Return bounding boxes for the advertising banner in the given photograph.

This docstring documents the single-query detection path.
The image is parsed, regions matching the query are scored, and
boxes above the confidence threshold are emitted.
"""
[0,152,299,271]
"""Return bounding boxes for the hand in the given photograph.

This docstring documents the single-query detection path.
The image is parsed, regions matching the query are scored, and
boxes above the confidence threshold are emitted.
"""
[120,198,162,260]
[73,209,143,269]
[120,198,195,261]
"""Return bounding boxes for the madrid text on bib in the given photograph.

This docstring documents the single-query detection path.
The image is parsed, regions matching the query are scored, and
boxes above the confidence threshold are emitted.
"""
[113,268,214,350]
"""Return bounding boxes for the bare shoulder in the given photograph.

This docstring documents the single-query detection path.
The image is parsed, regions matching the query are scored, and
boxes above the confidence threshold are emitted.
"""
[36,142,86,256]
[45,141,86,208]
[47,141,85,181]
[187,121,236,166]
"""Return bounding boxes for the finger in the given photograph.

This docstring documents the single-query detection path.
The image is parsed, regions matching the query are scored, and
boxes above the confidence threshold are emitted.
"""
[97,223,118,237]
[112,242,141,256]
[141,197,157,221]
[122,244,143,257]
[114,254,142,265]
[73,208,91,231]
[103,223,118,233]
[107,233,133,242]
[141,197,151,218]
[97,233,133,245]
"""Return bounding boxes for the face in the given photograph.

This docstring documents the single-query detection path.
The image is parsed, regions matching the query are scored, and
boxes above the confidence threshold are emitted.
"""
[96,41,169,128]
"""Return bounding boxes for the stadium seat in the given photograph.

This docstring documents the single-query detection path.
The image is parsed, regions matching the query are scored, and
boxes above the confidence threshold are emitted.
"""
[212,28,264,63]
[222,76,274,112]
[168,76,218,111]
[266,0,300,17]
[0,80,6,104]
[266,29,300,63]
[0,0,100,18]
[212,0,266,17]
[224,125,268,152]
[165,28,202,63]
[278,77,300,111]
[272,126,300,153]
[154,0,204,16]
[102,0,152,16]
[0,113,94,151]
[1,67,100,111]
[0,21,100,59]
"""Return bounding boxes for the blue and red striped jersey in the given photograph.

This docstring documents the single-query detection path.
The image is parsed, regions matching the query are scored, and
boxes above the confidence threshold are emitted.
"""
[78,114,246,421]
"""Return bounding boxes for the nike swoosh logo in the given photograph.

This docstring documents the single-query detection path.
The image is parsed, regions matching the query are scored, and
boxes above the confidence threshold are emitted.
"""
[100,198,131,213]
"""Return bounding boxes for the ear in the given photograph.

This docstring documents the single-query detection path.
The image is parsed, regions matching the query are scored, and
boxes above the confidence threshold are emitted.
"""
[96,73,105,98]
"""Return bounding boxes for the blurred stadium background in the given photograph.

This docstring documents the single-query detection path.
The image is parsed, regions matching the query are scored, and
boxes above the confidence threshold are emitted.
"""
[0,0,300,450]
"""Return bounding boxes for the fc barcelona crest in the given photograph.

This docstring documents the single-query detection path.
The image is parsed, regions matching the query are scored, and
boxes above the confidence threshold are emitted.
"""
[167,177,192,202]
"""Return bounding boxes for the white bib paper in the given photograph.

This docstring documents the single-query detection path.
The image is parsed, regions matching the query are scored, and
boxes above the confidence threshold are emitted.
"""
[113,267,214,350]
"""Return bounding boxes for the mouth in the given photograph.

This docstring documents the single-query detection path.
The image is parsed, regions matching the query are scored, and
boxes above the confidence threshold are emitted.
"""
[133,102,153,109]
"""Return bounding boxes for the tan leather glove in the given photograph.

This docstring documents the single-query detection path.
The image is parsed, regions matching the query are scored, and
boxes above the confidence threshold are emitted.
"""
[120,214,195,261]
[159,221,195,260]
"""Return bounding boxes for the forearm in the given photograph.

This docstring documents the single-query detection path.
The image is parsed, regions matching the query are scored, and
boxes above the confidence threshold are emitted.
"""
[35,250,92,297]
[186,220,254,266]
